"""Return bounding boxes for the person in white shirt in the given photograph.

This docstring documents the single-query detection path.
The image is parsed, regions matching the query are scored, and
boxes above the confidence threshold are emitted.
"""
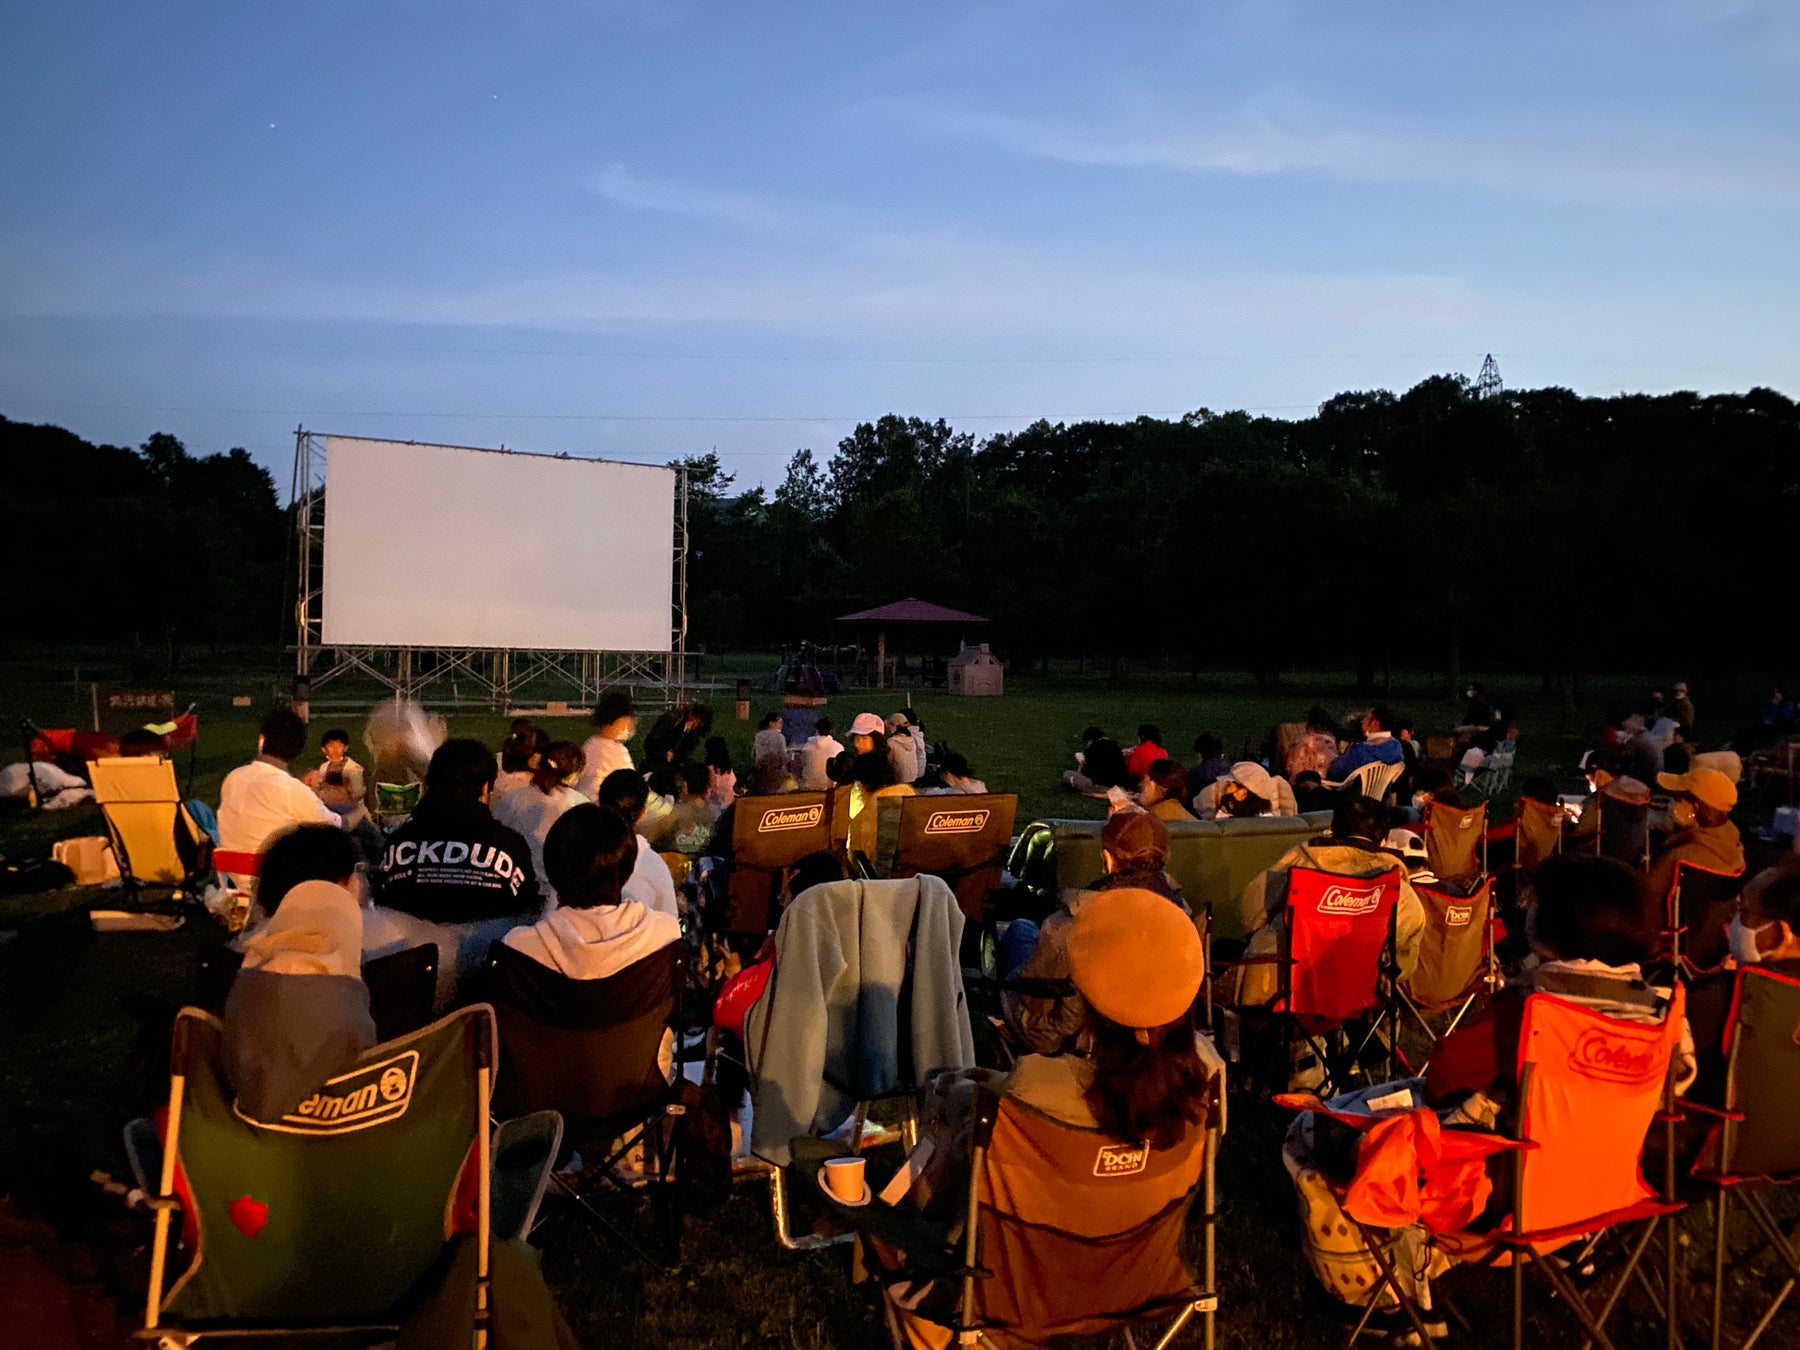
[597,768,681,921]
[885,713,922,784]
[490,720,543,806]
[576,691,636,802]
[492,741,588,905]
[797,715,844,791]
[751,711,788,769]
[218,710,340,856]
[936,750,988,795]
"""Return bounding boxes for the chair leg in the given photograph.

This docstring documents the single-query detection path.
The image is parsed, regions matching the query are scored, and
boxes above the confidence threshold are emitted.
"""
[1355,1224,1438,1350]
[1713,1192,1728,1350]
[1575,1218,1661,1350]
[1533,1248,1623,1350]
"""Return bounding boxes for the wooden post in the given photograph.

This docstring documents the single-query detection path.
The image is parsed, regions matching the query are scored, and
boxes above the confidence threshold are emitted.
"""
[876,628,886,689]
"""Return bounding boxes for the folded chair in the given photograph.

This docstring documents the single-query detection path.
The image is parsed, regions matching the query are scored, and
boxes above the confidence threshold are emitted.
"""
[486,938,687,1266]
[1220,866,1402,1096]
[1398,877,1497,1065]
[90,757,212,904]
[829,1080,1222,1350]
[723,791,832,936]
[1328,988,1688,1350]
[888,793,1019,923]
[1690,967,1800,1350]
[1665,861,1748,976]
[138,1004,499,1348]
[740,876,975,1249]
[1423,799,1488,890]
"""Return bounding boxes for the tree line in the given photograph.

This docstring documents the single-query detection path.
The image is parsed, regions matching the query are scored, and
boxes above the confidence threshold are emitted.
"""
[8,373,1798,688]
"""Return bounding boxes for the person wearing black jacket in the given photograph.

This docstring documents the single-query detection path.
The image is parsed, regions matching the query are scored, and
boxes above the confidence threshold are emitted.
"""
[378,738,541,923]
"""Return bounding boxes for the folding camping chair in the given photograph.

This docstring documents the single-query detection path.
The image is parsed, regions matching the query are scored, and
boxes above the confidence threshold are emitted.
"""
[195,943,439,1042]
[89,756,212,904]
[1690,966,1800,1350]
[1220,866,1402,1096]
[1397,877,1497,1066]
[1512,798,1564,875]
[1461,741,1516,799]
[887,793,1019,923]
[1666,861,1748,976]
[738,876,975,1250]
[826,783,854,858]
[138,1004,500,1348]
[824,1080,1222,1350]
[1585,787,1653,869]
[486,938,687,1266]
[721,791,831,936]
[1325,988,1688,1350]
[1422,799,1488,890]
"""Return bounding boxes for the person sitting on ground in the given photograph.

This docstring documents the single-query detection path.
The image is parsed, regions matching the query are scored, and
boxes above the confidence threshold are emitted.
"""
[491,739,587,903]
[653,763,718,855]
[897,708,928,778]
[575,691,636,800]
[1426,854,1692,1128]
[845,750,916,860]
[1125,723,1169,781]
[1290,769,1335,816]
[222,828,377,1122]
[1194,760,1300,819]
[501,804,684,1077]
[1327,705,1405,783]
[1063,725,1130,794]
[1187,733,1232,805]
[751,711,787,770]
[1668,681,1696,734]
[1285,707,1340,782]
[1139,758,1197,822]
[886,712,922,784]
[1222,795,1424,1009]
[1686,874,1800,1105]
[302,728,366,813]
[593,768,681,920]
[219,709,342,857]
[702,735,738,811]
[797,715,844,791]
[1643,766,1744,928]
[490,721,544,806]
[935,750,988,796]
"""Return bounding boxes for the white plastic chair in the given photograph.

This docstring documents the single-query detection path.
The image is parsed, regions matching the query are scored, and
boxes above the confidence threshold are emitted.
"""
[1326,758,1406,803]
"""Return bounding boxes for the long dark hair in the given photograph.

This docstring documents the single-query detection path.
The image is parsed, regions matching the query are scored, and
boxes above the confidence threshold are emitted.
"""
[531,740,584,794]
[1084,1014,1210,1150]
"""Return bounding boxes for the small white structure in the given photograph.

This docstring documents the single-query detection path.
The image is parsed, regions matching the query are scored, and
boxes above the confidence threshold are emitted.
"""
[947,642,1003,697]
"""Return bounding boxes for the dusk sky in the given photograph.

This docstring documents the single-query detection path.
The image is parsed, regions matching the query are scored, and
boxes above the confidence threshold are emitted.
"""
[4,0,1796,492]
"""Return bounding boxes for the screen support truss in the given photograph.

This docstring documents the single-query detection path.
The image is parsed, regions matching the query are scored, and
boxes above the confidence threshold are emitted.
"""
[292,428,688,710]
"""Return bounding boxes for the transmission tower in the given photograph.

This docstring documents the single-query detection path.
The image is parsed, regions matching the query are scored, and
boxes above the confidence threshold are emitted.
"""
[1476,353,1502,399]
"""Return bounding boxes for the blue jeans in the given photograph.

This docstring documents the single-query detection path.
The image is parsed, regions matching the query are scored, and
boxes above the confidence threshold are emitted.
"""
[996,918,1041,980]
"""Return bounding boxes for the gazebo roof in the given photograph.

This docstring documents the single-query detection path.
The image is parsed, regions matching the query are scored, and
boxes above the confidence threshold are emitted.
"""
[834,597,990,626]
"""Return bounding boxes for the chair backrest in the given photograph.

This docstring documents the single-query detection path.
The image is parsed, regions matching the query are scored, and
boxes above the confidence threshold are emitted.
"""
[1514,798,1564,875]
[1591,791,1651,868]
[826,783,853,853]
[889,793,1019,921]
[486,939,675,1132]
[362,944,440,1043]
[1281,866,1401,1025]
[89,756,206,885]
[1513,988,1683,1238]
[1424,799,1488,887]
[726,792,831,934]
[1347,759,1405,804]
[1700,967,1800,1179]
[159,1004,492,1325]
[1400,878,1492,1010]
[1668,861,1747,972]
[971,1091,1207,1339]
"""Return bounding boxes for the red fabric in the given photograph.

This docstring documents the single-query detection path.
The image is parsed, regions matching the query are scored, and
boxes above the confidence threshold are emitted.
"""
[1344,1109,1503,1234]
[713,959,773,1037]
[1126,742,1168,780]
[1280,866,1401,1026]
[1425,991,1526,1107]
[164,711,199,750]
[27,728,75,760]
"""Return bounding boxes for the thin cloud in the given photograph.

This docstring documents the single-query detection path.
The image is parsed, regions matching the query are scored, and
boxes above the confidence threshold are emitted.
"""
[587,164,803,233]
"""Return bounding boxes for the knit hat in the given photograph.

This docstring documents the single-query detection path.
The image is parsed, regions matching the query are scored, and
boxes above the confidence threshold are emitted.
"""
[1066,888,1205,1030]
[1101,807,1170,868]
[1656,766,1737,813]
[849,712,885,737]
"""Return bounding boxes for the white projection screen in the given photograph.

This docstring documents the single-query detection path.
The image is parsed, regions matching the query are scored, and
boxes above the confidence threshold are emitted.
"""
[321,437,675,651]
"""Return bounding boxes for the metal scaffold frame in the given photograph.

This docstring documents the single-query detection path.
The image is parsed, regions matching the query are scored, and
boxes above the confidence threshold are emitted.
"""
[291,428,688,710]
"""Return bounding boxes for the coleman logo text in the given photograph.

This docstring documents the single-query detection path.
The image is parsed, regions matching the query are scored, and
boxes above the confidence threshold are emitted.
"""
[758,805,823,833]
[246,1051,419,1134]
[1569,1031,1658,1085]
[1317,884,1383,917]
[925,810,989,835]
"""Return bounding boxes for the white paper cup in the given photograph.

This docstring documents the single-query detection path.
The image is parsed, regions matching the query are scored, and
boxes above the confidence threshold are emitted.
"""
[823,1157,866,1202]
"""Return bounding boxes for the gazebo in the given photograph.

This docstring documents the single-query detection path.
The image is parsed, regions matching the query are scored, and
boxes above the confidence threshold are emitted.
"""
[834,597,990,689]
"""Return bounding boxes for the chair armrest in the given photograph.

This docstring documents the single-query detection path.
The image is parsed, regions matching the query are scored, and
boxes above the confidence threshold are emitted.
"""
[1669,1099,1744,1122]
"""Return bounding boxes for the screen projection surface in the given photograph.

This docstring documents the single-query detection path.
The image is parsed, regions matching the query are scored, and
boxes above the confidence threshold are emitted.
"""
[321,437,675,651]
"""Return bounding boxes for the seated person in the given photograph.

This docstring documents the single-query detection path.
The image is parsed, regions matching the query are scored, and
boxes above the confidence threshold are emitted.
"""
[491,740,588,903]
[796,716,844,791]
[222,825,376,1122]
[1222,795,1423,1008]
[1426,855,1693,1128]
[848,750,916,860]
[218,709,340,856]
[1193,761,1299,818]
[490,721,544,805]
[1284,707,1341,782]
[886,713,922,784]
[890,890,1211,1343]
[597,768,681,920]
[1139,758,1197,822]
[575,692,636,801]
[1187,733,1232,805]
[643,764,717,856]
[302,727,366,814]
[697,736,735,811]
[751,710,788,770]
[501,804,683,1078]
[1643,767,1743,927]
[1290,769,1335,816]
[934,750,988,796]
[1563,750,1651,857]
[1000,810,1194,1055]
[1327,705,1405,783]
[1125,723,1170,781]
[1687,875,1800,1105]
[1063,726,1130,794]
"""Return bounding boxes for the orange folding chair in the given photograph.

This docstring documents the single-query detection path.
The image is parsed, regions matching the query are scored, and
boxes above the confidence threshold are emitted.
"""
[1422,799,1488,890]
[887,793,1018,923]
[723,792,830,936]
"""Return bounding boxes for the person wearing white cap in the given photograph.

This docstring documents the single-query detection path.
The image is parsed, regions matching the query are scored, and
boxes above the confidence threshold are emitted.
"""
[1192,760,1300,818]
[848,711,886,754]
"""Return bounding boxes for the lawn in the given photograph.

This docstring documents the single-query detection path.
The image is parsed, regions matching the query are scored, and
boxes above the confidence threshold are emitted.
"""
[2,650,1794,1347]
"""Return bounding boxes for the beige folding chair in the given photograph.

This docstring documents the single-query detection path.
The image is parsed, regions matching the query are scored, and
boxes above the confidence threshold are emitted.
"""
[89,757,212,903]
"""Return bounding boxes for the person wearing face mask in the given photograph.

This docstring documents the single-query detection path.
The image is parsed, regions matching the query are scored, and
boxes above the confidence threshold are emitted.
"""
[1643,767,1744,930]
[1685,875,1800,1107]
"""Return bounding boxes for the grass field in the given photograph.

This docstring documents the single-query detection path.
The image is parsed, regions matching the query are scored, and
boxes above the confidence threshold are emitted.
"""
[3,650,1795,1347]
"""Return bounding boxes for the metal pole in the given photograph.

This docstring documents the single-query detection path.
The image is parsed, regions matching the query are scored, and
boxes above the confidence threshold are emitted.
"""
[673,463,689,702]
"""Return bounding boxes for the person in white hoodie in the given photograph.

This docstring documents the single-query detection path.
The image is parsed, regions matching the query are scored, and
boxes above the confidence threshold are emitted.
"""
[797,715,845,791]
[492,740,588,906]
[502,804,683,1075]
[576,691,637,802]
